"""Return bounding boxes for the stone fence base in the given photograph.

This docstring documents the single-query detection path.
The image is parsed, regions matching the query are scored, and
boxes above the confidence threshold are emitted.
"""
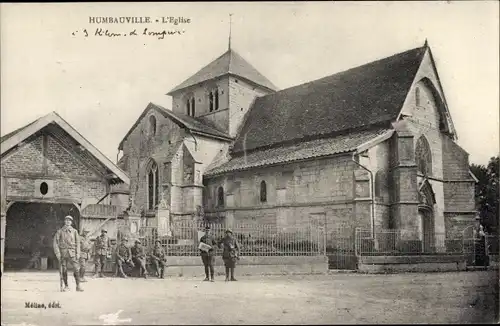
[357,255,467,273]
[86,255,328,277]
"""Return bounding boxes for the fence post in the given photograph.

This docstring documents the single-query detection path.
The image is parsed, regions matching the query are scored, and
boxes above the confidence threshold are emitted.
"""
[354,228,360,257]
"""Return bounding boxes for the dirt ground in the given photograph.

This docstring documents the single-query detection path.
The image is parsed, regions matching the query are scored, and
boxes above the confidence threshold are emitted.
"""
[1,270,498,325]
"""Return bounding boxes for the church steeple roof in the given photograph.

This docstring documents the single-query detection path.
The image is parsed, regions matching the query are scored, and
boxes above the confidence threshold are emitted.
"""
[167,48,278,95]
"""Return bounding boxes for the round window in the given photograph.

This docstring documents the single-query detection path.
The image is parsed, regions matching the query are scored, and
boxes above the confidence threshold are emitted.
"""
[40,182,49,195]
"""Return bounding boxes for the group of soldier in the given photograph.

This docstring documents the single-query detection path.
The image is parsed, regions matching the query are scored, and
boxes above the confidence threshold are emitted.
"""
[52,215,241,292]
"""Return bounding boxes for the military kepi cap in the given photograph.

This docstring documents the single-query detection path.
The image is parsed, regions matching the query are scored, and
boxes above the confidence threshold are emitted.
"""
[64,215,73,221]
[101,229,107,233]
[135,240,141,244]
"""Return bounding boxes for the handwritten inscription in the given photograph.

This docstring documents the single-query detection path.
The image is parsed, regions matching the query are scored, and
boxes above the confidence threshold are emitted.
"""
[25,301,61,309]
[72,28,185,40]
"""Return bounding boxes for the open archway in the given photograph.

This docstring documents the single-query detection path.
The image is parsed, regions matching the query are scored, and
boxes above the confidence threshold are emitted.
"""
[4,202,81,271]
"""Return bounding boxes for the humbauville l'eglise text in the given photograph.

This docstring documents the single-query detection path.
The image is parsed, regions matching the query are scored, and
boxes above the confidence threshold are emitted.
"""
[88,16,191,25]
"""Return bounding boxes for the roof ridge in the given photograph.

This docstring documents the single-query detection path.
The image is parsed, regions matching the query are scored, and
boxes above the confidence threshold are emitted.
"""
[262,45,426,99]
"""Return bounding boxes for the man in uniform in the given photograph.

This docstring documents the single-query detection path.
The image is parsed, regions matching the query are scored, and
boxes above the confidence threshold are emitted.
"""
[94,229,110,278]
[150,240,167,279]
[131,239,148,278]
[115,238,134,278]
[53,215,83,292]
[199,226,217,282]
[78,229,92,282]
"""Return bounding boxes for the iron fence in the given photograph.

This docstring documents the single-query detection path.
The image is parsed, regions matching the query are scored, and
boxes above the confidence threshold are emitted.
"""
[136,221,326,256]
[355,228,468,256]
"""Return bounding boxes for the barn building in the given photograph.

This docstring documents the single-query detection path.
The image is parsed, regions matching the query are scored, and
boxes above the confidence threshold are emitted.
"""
[0,112,130,273]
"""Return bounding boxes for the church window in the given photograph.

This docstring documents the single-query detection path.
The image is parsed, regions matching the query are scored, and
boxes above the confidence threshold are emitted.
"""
[415,136,433,176]
[416,87,421,107]
[148,115,157,136]
[217,186,224,207]
[186,97,195,116]
[260,180,267,203]
[214,89,219,110]
[209,92,214,112]
[147,160,159,210]
[191,98,195,116]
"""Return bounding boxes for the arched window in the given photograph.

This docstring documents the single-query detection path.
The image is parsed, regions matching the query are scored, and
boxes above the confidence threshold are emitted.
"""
[191,98,195,116]
[209,92,214,112]
[260,180,267,203]
[214,89,219,110]
[149,115,157,136]
[217,186,224,207]
[415,136,433,176]
[147,161,159,210]
[415,87,421,107]
[186,100,190,116]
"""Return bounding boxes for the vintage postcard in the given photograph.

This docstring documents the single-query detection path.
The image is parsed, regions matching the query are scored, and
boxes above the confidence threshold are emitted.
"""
[0,2,498,325]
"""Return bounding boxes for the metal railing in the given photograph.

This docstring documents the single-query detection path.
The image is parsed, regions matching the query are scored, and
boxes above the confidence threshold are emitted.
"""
[355,228,468,256]
[136,221,326,256]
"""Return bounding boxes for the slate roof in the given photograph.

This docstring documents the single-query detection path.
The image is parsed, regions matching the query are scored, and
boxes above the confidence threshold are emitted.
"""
[118,103,232,150]
[231,45,427,154]
[205,128,389,176]
[167,49,278,95]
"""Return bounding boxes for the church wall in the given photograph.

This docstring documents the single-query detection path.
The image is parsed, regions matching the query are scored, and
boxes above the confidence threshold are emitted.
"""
[228,77,271,137]
[204,155,371,231]
[171,77,230,133]
[120,109,186,214]
[398,49,475,238]
[183,135,228,176]
[359,139,391,231]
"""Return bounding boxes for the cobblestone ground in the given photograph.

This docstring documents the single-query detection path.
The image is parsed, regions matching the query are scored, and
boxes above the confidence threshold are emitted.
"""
[1,270,498,325]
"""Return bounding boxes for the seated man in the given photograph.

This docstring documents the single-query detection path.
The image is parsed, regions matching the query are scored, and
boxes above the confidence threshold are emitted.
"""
[115,238,134,278]
[131,240,148,279]
[150,240,167,279]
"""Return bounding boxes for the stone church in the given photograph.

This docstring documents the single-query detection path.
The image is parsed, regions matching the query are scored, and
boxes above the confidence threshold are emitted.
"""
[118,41,477,248]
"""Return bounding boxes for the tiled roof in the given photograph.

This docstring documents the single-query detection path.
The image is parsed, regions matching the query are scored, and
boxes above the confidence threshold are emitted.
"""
[205,128,389,176]
[167,49,278,94]
[118,103,232,150]
[231,45,427,154]
[154,104,231,139]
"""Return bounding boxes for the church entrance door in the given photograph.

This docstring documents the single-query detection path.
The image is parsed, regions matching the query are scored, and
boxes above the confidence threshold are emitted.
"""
[419,208,434,253]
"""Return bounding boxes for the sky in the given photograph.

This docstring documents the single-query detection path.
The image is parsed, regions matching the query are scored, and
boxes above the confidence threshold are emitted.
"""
[1,2,498,165]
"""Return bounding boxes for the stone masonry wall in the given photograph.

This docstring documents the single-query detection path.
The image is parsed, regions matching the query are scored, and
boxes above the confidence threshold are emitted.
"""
[228,77,271,137]
[204,155,370,231]
[1,133,108,204]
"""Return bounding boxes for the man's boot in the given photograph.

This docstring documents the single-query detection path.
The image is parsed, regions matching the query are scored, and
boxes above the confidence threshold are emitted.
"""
[118,265,127,278]
[230,267,237,281]
[160,269,164,279]
[79,267,87,282]
[225,267,230,282]
[63,271,70,291]
[75,273,84,292]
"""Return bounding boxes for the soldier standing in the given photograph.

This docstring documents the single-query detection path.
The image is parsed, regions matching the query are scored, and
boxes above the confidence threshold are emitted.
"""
[53,216,83,292]
[150,240,167,278]
[131,240,148,278]
[199,226,217,282]
[115,238,134,278]
[79,229,92,282]
[94,229,110,278]
[219,229,240,282]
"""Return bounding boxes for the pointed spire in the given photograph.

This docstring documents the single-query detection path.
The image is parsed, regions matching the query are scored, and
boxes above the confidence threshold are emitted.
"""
[424,38,428,48]
[228,13,233,51]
